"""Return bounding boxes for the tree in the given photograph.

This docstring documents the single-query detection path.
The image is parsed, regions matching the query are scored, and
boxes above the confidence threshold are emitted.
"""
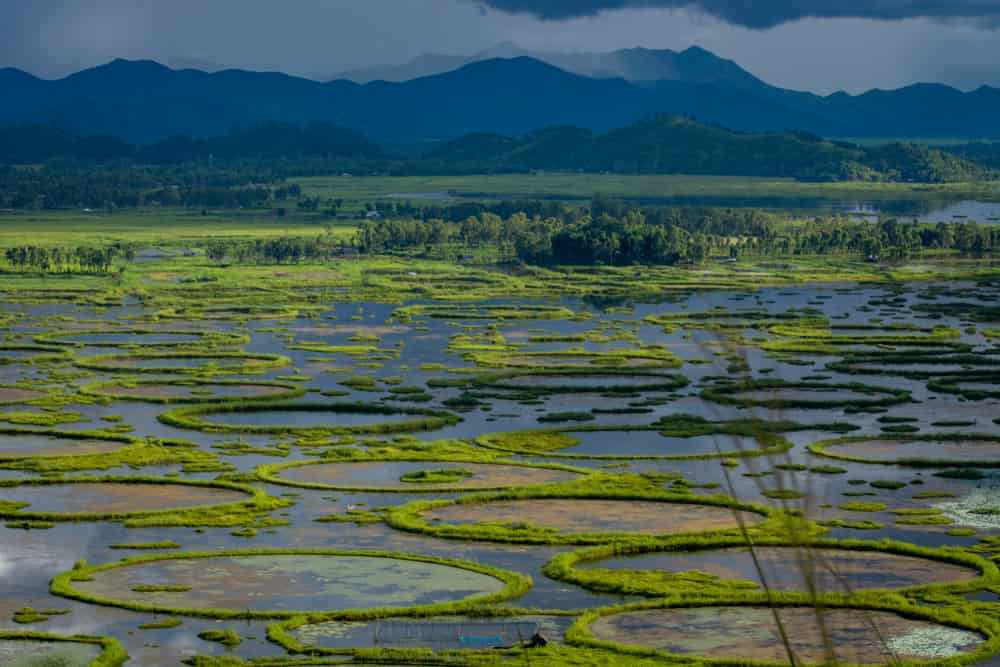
[205,240,229,264]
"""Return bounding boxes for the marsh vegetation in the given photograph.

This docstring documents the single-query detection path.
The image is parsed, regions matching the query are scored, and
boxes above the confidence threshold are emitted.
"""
[2,199,1000,667]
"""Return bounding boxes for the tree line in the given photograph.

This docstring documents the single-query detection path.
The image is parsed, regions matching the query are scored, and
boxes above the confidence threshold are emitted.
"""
[5,202,998,273]
[204,235,347,265]
[3,243,135,274]
[0,163,283,210]
[355,201,1000,265]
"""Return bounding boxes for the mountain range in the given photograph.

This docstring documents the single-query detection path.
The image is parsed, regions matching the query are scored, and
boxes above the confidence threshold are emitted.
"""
[3,47,1000,144]
[328,43,764,90]
[2,115,985,184]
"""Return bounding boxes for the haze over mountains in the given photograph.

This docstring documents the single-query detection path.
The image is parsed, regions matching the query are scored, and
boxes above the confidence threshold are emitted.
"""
[3,45,1000,145]
[328,43,764,89]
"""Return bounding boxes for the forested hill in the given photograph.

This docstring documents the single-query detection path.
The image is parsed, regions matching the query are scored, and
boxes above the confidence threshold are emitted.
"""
[0,122,383,165]
[0,117,988,183]
[420,116,988,182]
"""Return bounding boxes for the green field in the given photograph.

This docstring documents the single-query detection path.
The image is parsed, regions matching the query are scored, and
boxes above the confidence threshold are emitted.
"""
[3,173,998,252]
[0,209,355,247]
[298,173,1000,203]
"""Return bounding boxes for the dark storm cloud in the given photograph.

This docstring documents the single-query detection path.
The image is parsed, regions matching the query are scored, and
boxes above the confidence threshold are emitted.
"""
[475,0,1000,28]
[2,0,1000,93]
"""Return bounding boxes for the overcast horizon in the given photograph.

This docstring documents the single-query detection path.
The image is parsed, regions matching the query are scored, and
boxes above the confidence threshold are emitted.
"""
[2,1,1000,95]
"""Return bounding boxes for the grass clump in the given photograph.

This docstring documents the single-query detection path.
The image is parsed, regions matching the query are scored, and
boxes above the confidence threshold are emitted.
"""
[198,629,242,647]
[538,411,596,423]
[871,480,908,490]
[839,501,888,512]
[138,618,182,629]
[399,468,475,484]
[935,468,988,480]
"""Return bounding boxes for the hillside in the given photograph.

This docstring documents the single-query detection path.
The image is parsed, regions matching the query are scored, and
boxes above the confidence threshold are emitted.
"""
[421,115,987,182]
[329,43,769,89]
[0,122,383,164]
[0,116,987,183]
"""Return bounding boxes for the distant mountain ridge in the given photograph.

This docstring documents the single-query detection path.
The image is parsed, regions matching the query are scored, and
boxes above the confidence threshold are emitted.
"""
[327,43,766,90]
[4,51,1000,144]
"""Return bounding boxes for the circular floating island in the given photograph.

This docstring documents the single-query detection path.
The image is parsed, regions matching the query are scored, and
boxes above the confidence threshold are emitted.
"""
[258,459,583,492]
[0,288,109,304]
[471,348,682,371]
[583,604,987,664]
[810,434,1000,467]
[0,476,263,523]
[828,353,1000,379]
[471,368,688,395]
[52,550,529,620]
[160,402,461,436]
[0,343,72,365]
[392,303,574,322]
[770,323,960,344]
[703,380,910,409]
[35,327,248,348]
[0,385,46,405]
[153,304,313,321]
[391,495,767,545]
[569,542,984,595]
[74,351,291,375]
[928,374,1000,399]
[81,378,305,404]
[644,308,811,331]
[0,632,125,667]
[477,426,788,461]
[0,428,135,461]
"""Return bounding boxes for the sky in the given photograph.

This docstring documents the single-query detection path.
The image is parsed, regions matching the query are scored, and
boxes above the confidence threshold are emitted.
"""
[1,0,999,94]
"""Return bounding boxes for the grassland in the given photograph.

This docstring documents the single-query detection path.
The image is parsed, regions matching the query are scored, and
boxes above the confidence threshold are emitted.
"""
[1,171,997,254]
[0,208,357,247]
[0,202,997,292]
[297,173,1000,203]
